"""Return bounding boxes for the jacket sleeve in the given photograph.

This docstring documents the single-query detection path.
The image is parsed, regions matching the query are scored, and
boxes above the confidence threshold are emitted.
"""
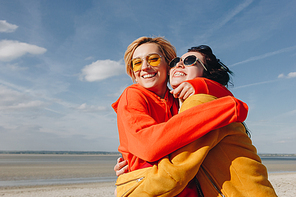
[116,88,248,162]
[186,77,233,97]
[115,94,241,197]
[116,123,250,197]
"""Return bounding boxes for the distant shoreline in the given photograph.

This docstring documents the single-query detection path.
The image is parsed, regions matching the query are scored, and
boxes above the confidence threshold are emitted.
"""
[0,151,295,157]
[259,153,296,157]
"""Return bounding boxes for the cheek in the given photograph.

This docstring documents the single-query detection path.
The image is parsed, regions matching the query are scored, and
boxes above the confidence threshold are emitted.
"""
[169,68,174,76]
[133,72,141,81]
[187,68,203,80]
[159,64,169,76]
[133,71,139,78]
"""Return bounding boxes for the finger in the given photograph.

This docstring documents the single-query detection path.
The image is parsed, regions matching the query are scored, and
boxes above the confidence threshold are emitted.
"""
[178,90,185,100]
[117,157,123,163]
[114,157,123,171]
[184,86,195,99]
[171,89,179,98]
[122,165,129,172]
[116,160,128,171]
[183,91,194,100]
[178,85,189,100]
[173,85,184,98]
[116,164,129,176]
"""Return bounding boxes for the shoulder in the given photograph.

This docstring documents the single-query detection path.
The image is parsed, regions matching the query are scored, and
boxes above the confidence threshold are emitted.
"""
[123,84,150,100]
[112,84,146,112]
[118,84,153,109]
[186,77,233,98]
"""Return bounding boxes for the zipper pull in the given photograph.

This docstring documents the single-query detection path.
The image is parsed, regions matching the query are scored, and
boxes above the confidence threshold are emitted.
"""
[137,177,144,182]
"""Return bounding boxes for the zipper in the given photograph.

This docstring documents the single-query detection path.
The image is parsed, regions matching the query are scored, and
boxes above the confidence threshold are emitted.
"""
[116,176,144,186]
[116,177,144,197]
[201,165,225,197]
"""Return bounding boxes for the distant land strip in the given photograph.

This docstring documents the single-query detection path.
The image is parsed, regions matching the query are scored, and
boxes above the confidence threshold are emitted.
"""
[0,150,121,155]
[258,153,296,157]
[0,151,295,157]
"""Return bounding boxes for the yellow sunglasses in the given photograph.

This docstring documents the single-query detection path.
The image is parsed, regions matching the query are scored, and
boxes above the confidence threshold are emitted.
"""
[131,53,162,72]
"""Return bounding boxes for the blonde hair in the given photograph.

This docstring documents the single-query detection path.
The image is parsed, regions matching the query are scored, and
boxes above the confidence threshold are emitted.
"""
[124,36,177,81]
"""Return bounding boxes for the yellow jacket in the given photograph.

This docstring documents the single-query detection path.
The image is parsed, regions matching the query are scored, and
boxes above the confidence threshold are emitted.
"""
[115,94,277,197]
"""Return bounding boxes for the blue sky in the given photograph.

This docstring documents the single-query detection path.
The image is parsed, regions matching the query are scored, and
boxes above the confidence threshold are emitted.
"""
[0,0,295,154]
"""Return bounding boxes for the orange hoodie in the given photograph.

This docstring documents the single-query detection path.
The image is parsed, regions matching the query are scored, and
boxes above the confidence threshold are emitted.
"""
[115,93,276,197]
[112,78,248,171]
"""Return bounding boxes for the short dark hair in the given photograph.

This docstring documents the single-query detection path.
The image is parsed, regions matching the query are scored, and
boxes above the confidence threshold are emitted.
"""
[189,46,251,137]
[188,45,233,87]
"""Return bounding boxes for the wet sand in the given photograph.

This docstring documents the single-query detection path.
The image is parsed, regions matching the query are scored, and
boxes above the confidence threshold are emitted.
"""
[1,154,295,196]
[0,181,116,197]
[0,173,295,197]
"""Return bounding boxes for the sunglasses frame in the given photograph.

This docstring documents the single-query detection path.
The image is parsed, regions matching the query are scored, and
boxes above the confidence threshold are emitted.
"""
[169,55,208,71]
[131,53,163,72]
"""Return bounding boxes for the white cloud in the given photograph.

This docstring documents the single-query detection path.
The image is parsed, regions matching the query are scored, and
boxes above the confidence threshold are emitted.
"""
[80,59,125,82]
[77,103,107,112]
[2,63,28,71]
[0,20,18,33]
[278,72,296,79]
[287,72,296,78]
[0,100,45,111]
[0,85,46,111]
[85,56,94,60]
[0,40,47,62]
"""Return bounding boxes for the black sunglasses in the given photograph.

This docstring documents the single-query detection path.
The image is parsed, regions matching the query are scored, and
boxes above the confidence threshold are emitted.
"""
[169,55,208,71]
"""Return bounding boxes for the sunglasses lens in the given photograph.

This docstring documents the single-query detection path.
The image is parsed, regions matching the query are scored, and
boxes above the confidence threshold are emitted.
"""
[148,54,161,67]
[132,54,162,72]
[183,55,196,66]
[169,57,180,68]
[132,58,142,72]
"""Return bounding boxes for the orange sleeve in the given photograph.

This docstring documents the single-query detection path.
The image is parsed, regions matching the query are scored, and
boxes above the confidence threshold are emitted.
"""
[186,77,233,98]
[116,87,248,163]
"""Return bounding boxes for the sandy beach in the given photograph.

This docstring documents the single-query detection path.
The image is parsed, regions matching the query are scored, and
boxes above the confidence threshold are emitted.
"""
[1,154,295,196]
[0,172,295,197]
[0,181,116,197]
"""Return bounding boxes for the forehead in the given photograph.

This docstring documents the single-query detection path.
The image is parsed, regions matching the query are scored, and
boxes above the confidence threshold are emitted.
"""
[181,51,203,59]
[133,43,161,58]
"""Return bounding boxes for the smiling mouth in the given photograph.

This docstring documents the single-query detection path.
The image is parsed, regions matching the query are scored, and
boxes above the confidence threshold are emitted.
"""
[142,73,157,79]
[173,71,185,77]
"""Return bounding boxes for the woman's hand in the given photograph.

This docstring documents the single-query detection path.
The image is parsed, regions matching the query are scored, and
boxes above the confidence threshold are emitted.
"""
[170,82,195,102]
[114,157,129,177]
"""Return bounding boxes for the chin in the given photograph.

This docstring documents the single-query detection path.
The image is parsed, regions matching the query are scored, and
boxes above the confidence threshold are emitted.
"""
[170,83,179,89]
[171,80,183,88]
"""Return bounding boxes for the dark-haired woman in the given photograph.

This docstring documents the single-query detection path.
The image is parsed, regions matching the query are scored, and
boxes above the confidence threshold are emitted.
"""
[115,45,277,197]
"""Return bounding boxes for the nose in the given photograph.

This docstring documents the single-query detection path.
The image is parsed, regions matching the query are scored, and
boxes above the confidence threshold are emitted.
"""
[176,61,185,68]
[140,59,151,70]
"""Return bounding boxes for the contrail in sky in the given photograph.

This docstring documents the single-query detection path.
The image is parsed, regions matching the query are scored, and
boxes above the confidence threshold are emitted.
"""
[230,45,296,67]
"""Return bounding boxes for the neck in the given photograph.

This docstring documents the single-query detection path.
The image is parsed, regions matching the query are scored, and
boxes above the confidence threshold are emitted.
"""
[156,87,168,99]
